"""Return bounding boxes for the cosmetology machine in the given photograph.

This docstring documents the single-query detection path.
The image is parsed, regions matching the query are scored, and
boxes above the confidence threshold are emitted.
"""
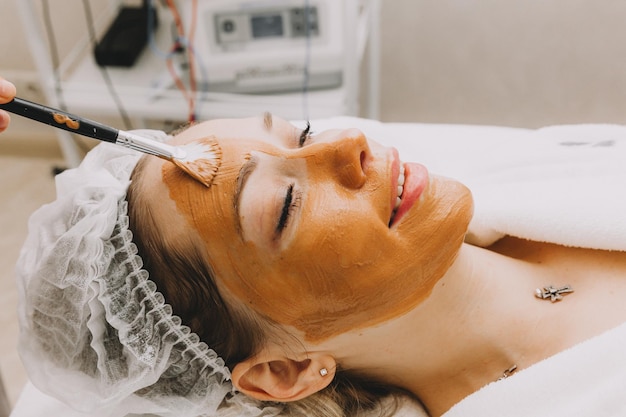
[15,0,380,168]
[182,0,345,94]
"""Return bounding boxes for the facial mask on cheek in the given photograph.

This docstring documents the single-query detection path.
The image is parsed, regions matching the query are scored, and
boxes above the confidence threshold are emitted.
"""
[285,178,471,343]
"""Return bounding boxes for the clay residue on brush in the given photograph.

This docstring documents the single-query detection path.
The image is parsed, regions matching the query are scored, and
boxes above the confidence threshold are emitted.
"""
[172,136,222,187]
[53,113,80,129]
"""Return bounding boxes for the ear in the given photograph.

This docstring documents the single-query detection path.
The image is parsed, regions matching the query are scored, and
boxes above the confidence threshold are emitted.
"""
[231,350,336,402]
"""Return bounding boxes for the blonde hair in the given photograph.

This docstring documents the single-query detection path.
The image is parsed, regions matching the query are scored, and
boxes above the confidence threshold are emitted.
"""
[127,155,403,417]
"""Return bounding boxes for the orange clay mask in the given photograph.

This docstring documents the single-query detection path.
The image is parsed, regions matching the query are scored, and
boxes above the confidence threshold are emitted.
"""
[161,119,473,343]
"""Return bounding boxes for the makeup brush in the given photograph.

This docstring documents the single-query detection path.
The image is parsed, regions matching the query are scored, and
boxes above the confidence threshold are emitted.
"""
[0,97,221,187]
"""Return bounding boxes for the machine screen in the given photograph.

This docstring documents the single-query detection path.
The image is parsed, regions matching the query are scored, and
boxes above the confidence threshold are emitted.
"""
[251,14,284,38]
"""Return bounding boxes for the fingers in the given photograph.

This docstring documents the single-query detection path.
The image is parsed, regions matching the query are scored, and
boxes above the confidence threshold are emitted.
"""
[0,77,16,103]
[0,110,10,133]
[0,77,16,133]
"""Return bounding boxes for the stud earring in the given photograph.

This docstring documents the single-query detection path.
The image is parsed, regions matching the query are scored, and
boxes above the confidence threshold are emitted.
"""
[319,368,328,377]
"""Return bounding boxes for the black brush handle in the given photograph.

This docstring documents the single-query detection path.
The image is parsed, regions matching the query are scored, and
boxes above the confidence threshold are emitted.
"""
[0,97,119,143]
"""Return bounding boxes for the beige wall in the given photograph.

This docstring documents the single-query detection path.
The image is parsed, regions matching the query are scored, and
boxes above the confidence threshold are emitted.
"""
[0,0,110,71]
[0,1,34,71]
[0,0,111,138]
[2,0,626,128]
[379,0,626,127]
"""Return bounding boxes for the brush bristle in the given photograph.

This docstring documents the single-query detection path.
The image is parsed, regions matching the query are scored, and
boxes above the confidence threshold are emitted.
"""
[172,137,222,187]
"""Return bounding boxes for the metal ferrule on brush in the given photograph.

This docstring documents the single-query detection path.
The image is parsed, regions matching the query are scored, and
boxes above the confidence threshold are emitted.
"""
[116,131,187,160]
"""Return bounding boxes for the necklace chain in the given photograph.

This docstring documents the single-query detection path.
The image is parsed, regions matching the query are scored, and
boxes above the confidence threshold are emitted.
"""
[496,284,575,382]
[497,364,518,381]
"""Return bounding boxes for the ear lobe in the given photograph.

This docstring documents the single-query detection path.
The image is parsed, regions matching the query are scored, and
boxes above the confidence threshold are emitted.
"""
[231,353,336,402]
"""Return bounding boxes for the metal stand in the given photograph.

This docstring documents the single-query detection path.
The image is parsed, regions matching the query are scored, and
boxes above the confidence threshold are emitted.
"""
[15,0,84,168]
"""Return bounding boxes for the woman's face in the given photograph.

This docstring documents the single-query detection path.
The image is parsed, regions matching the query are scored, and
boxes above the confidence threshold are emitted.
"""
[145,115,473,342]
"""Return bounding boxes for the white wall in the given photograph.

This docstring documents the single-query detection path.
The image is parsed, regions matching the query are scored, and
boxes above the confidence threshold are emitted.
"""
[3,0,626,128]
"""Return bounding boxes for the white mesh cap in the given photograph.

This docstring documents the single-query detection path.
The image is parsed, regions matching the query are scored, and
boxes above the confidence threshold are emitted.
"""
[16,131,283,417]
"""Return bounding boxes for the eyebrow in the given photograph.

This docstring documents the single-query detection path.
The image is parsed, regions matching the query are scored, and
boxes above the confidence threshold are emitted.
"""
[233,155,258,237]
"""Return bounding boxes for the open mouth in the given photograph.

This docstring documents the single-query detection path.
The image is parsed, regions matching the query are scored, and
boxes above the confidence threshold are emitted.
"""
[389,163,405,226]
[389,162,429,228]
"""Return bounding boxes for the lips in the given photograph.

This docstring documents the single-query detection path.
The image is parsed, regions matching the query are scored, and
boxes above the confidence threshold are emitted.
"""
[389,153,429,227]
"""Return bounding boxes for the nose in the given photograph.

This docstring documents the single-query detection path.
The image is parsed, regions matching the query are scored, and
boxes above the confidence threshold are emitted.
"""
[295,128,370,189]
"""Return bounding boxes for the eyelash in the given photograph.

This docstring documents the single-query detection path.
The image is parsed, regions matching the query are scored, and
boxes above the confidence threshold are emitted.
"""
[298,121,313,147]
[276,184,302,235]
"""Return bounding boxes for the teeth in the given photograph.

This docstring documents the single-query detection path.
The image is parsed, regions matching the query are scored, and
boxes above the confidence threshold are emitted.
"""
[390,163,406,226]
[398,165,405,186]
[393,164,405,210]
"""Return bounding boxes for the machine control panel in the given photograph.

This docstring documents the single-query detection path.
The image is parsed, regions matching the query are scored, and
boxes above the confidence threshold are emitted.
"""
[215,6,320,45]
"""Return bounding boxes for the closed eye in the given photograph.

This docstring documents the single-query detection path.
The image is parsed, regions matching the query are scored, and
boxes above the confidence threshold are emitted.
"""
[276,184,302,236]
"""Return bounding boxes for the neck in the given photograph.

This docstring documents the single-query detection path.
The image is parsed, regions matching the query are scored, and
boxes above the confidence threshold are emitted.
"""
[326,243,562,416]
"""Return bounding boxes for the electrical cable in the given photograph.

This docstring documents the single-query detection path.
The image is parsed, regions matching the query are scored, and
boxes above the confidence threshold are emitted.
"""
[81,0,133,131]
[188,43,209,117]
[166,48,192,109]
[41,0,91,155]
[146,0,195,120]
[166,0,185,39]
[186,0,199,121]
[154,0,197,122]
[168,0,198,122]
[165,42,195,122]
[146,0,186,102]
[147,0,172,59]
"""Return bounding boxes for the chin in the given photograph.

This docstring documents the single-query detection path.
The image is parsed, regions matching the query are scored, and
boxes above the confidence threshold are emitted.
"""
[419,174,473,227]
[396,174,473,262]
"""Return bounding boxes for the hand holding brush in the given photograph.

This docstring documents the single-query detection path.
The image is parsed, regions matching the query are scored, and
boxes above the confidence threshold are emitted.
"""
[0,96,221,187]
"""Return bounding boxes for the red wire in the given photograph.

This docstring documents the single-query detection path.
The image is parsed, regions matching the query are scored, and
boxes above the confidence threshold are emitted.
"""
[165,0,197,122]
[166,45,189,102]
[166,0,185,38]
[187,0,198,121]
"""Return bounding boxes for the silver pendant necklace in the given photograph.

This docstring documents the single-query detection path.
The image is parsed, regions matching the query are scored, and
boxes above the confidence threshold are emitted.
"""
[535,284,574,302]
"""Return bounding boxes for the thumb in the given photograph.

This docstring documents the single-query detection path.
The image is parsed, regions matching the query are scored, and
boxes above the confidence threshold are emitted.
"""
[0,78,17,103]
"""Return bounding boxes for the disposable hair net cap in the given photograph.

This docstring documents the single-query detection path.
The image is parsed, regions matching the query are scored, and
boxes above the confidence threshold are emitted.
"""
[16,131,283,417]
